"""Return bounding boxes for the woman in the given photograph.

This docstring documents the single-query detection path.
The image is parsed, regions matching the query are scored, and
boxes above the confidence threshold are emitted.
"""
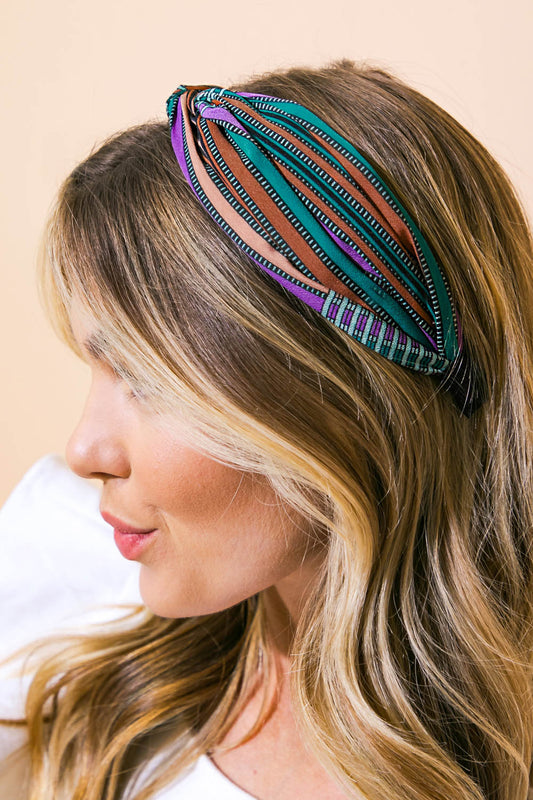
[1,58,532,800]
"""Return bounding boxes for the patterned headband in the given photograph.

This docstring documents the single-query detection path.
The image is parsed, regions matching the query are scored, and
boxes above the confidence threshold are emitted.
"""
[166,84,487,417]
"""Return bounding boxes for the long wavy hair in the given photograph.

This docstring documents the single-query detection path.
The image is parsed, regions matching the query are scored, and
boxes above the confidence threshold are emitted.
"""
[1,58,532,800]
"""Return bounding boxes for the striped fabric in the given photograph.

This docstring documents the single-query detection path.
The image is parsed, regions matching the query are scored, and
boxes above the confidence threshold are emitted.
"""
[166,85,486,417]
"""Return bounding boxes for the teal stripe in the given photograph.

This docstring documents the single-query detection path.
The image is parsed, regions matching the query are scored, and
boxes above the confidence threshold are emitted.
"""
[224,127,432,349]
[213,97,435,329]
[248,124,430,307]
[252,96,458,359]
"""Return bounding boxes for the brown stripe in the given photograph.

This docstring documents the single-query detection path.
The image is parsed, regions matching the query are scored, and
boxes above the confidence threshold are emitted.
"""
[209,97,430,323]
[203,118,365,306]
[181,97,331,295]
[306,125,422,268]
[196,119,274,237]
[229,95,423,272]
[272,159,433,327]
[227,97,403,246]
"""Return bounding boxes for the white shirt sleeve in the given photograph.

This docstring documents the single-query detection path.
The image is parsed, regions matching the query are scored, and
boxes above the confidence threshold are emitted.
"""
[0,454,142,762]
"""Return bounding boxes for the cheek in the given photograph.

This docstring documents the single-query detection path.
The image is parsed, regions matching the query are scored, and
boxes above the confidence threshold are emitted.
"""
[143,445,254,527]
[135,451,313,616]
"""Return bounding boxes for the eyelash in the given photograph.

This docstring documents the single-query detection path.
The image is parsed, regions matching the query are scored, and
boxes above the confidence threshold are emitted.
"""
[112,371,144,402]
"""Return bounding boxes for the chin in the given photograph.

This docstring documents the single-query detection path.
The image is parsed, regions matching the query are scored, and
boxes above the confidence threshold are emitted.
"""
[138,568,248,619]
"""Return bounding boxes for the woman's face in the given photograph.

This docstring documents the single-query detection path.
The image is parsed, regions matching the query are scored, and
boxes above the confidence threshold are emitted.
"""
[66,299,325,619]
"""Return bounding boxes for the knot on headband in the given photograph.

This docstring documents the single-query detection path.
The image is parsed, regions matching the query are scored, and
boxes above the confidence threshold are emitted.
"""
[166,84,487,417]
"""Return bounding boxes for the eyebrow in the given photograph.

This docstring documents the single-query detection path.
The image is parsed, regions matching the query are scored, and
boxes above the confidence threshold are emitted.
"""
[80,330,125,375]
[81,331,140,388]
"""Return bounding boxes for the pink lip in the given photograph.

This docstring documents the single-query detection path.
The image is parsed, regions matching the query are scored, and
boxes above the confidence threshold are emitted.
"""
[113,529,157,560]
[101,511,156,535]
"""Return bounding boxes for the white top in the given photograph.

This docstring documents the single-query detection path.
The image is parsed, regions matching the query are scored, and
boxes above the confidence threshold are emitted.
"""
[0,454,256,799]
[138,754,256,799]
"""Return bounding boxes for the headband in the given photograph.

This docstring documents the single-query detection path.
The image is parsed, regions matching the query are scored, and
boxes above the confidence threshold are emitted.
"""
[165,84,487,417]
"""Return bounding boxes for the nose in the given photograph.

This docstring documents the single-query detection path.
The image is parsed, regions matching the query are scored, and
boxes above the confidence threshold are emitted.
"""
[65,379,130,481]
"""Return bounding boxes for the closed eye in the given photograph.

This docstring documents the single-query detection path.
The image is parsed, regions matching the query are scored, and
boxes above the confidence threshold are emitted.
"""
[78,332,147,403]
[105,364,146,403]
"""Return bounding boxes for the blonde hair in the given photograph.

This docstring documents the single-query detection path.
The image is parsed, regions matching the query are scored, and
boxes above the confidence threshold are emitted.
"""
[1,58,532,800]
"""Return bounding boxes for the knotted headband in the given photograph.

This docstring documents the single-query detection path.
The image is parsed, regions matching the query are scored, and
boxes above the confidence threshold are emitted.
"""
[166,85,487,417]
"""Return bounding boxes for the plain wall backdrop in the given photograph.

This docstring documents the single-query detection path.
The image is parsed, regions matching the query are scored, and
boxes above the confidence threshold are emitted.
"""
[1,0,532,504]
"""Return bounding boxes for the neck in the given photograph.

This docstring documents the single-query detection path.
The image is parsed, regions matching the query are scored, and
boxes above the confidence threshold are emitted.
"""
[262,544,326,665]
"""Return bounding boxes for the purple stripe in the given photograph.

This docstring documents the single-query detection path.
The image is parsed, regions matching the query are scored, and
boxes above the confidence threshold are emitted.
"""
[317,219,382,279]
[342,309,353,326]
[198,104,246,131]
[371,319,381,336]
[419,327,437,350]
[316,221,443,350]
[249,255,325,312]
[171,101,202,202]
[167,117,325,315]
[328,302,339,319]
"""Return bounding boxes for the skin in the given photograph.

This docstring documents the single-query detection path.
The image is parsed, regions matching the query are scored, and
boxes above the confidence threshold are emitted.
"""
[66,299,325,621]
[66,298,348,799]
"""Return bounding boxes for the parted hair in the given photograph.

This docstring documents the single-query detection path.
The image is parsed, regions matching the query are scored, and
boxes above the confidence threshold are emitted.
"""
[1,58,532,800]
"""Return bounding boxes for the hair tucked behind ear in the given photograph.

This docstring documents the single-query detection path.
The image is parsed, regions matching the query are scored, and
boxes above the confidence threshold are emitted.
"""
[1,58,532,800]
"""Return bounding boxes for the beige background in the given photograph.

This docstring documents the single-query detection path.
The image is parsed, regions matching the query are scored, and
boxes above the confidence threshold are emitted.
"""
[1,0,532,505]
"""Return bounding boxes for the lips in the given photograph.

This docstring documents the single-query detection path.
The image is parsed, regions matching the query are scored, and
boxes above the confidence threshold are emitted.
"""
[100,511,156,535]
